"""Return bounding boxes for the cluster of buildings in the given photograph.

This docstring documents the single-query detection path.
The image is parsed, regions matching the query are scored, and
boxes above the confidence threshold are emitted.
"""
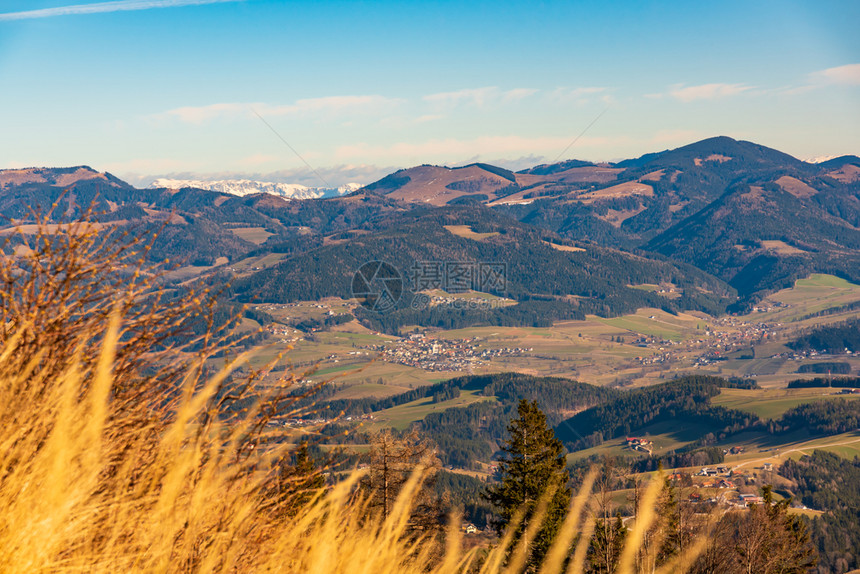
[625,436,653,454]
[750,300,789,313]
[265,323,304,344]
[696,462,746,478]
[686,492,763,506]
[366,333,530,372]
[671,467,777,509]
[636,352,673,366]
[280,413,375,428]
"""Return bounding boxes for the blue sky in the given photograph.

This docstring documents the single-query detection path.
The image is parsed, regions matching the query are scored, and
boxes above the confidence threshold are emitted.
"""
[1,0,858,186]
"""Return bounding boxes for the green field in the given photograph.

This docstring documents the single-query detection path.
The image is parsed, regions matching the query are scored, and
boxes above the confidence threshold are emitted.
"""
[797,274,858,289]
[712,387,860,419]
[369,390,495,430]
[597,308,701,342]
[722,431,860,470]
[754,273,860,323]
[238,271,860,402]
[566,419,714,462]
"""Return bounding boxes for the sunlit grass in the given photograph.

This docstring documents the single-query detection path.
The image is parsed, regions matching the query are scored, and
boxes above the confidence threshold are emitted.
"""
[0,213,707,572]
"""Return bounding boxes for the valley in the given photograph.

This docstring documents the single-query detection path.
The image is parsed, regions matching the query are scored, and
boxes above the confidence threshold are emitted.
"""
[2,138,859,570]
[228,272,860,397]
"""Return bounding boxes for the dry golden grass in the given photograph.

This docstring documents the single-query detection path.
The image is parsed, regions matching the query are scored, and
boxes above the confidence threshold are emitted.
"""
[575,181,653,203]
[0,213,707,573]
[444,225,501,241]
[775,176,817,199]
[541,240,585,253]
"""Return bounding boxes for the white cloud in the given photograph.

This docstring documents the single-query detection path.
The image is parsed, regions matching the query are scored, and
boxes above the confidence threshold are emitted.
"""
[422,87,538,108]
[423,87,499,108]
[810,63,860,86]
[413,114,445,124]
[561,87,607,97]
[265,95,403,116]
[158,102,246,124]
[767,64,860,97]
[501,88,539,102]
[156,95,403,124]
[669,83,754,102]
[548,87,608,104]
[0,0,240,21]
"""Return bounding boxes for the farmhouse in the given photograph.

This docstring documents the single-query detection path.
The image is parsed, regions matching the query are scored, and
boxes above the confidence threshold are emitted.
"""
[739,493,764,505]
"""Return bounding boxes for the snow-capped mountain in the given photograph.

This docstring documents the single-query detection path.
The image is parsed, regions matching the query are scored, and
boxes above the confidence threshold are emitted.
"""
[805,155,839,164]
[148,178,362,199]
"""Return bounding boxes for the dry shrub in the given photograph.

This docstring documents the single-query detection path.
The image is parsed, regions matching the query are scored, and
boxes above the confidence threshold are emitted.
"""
[0,214,705,573]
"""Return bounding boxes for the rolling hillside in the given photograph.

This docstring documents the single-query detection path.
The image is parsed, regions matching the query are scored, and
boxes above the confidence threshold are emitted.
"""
[360,137,860,304]
[3,135,858,313]
[228,205,735,332]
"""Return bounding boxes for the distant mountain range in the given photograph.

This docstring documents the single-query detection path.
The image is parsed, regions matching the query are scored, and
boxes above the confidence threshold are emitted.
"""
[358,137,860,304]
[147,178,362,199]
[1,136,858,325]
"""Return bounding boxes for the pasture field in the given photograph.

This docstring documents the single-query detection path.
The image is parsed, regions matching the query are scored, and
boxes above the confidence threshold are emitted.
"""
[629,283,659,292]
[229,226,274,244]
[367,390,496,431]
[596,308,704,342]
[253,299,355,324]
[330,383,414,400]
[238,272,859,403]
[754,273,860,323]
[324,361,478,396]
[565,419,715,463]
[719,431,860,471]
[542,240,585,252]
[594,429,860,478]
[443,225,500,241]
[227,252,287,275]
[162,264,214,282]
[712,387,860,419]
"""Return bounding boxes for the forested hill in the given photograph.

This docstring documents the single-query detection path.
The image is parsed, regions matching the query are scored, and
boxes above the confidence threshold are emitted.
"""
[645,179,860,298]
[322,372,620,468]
[310,372,860,471]
[554,375,760,450]
[227,205,735,331]
[787,319,860,354]
[2,135,858,312]
[361,137,860,304]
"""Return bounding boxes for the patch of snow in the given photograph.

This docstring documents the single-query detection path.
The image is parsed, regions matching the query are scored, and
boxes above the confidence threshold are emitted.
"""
[805,155,838,164]
[148,179,363,199]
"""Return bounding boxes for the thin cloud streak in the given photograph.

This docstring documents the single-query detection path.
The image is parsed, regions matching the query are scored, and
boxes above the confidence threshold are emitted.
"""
[423,87,540,108]
[669,83,754,102]
[811,63,860,86]
[156,95,403,124]
[0,0,240,21]
[423,87,499,107]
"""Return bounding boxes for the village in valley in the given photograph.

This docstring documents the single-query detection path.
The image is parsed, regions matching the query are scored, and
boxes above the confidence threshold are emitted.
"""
[370,332,531,371]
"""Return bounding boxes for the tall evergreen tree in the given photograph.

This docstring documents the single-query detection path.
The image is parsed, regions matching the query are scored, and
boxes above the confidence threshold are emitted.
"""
[276,441,325,516]
[485,399,572,569]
